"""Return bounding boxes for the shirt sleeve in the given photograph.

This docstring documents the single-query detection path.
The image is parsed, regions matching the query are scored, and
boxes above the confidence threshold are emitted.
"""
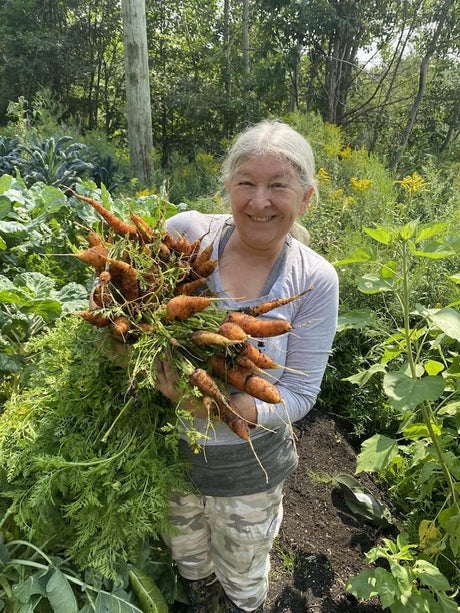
[255,256,339,428]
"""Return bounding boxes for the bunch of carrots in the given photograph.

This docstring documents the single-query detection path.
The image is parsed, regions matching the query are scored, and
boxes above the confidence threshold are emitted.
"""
[71,190,307,442]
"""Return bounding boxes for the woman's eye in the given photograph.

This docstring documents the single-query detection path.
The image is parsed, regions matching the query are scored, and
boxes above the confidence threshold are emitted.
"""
[272,183,287,189]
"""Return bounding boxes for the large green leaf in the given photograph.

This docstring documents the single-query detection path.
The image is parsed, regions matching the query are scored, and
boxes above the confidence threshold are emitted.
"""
[46,568,78,613]
[94,590,143,612]
[409,239,457,259]
[415,223,450,243]
[362,226,394,244]
[356,434,399,473]
[383,372,446,411]
[15,272,56,297]
[413,560,450,591]
[422,306,460,341]
[358,274,396,294]
[0,220,27,235]
[343,364,386,386]
[336,308,377,331]
[333,246,376,266]
[128,566,168,613]
[12,573,47,604]
[54,282,88,314]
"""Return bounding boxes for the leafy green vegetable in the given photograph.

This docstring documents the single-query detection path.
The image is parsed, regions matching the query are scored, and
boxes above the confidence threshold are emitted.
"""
[0,316,190,580]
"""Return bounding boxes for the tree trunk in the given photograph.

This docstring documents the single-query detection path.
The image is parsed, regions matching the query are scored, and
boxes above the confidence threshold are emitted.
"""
[223,0,232,136]
[121,0,154,185]
[390,0,455,170]
[242,0,250,114]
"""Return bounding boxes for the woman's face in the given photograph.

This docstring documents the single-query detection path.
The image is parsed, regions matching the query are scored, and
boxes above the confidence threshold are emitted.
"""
[225,154,312,252]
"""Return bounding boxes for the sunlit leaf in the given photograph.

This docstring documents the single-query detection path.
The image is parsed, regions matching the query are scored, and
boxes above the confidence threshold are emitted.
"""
[383,372,445,411]
[409,239,456,259]
[424,360,444,375]
[358,274,396,294]
[423,306,460,341]
[403,422,441,439]
[413,560,450,591]
[333,246,376,266]
[415,223,449,243]
[363,226,393,244]
[356,434,399,473]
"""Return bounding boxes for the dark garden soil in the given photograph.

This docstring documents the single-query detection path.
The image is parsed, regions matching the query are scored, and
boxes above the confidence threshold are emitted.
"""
[264,408,395,613]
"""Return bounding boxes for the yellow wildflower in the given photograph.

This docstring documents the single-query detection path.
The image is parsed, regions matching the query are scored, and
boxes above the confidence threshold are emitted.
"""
[136,188,154,197]
[331,189,344,199]
[325,144,342,157]
[350,177,373,191]
[339,145,352,159]
[395,172,428,194]
[342,196,355,209]
[317,167,332,182]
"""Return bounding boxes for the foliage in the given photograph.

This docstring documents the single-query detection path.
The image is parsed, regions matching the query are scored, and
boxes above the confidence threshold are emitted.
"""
[0,533,185,612]
[346,532,459,612]
[336,220,460,607]
[0,317,190,580]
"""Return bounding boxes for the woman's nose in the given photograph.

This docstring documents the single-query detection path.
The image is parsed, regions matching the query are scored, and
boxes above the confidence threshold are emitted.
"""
[250,186,271,208]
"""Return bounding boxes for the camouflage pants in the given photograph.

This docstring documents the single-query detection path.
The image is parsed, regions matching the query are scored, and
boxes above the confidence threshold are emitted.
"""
[162,482,284,612]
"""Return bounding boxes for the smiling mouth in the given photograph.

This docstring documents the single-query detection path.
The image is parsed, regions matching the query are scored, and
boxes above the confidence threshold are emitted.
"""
[249,215,275,222]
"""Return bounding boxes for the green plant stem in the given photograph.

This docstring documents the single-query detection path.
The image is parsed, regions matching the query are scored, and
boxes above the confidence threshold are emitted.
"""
[0,575,13,599]
[399,239,458,507]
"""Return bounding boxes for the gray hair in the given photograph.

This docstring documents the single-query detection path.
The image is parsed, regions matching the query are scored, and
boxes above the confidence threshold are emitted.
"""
[222,120,317,194]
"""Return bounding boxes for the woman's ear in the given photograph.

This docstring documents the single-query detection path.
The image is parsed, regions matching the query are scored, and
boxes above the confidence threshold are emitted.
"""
[224,177,231,194]
[299,185,314,214]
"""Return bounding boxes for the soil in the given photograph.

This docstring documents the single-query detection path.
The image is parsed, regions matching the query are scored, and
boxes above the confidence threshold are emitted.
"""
[264,408,393,613]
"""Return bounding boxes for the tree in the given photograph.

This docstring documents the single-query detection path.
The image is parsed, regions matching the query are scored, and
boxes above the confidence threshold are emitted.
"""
[390,0,457,169]
[121,0,154,184]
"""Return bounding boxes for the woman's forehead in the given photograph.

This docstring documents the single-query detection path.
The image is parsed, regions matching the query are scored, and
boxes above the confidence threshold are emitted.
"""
[234,154,298,177]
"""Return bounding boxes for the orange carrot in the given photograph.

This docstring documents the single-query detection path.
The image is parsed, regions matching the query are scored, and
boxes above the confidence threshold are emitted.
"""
[92,283,113,308]
[69,190,138,239]
[190,330,244,347]
[192,243,214,271]
[76,246,108,269]
[188,368,250,440]
[239,342,280,369]
[174,277,206,296]
[172,235,194,256]
[129,212,153,243]
[108,259,139,303]
[225,312,291,337]
[79,310,111,327]
[165,295,211,321]
[87,230,104,247]
[193,258,218,279]
[211,355,282,404]
[214,397,251,440]
[99,271,111,285]
[242,288,313,317]
[218,322,248,342]
[111,316,131,341]
[158,242,171,261]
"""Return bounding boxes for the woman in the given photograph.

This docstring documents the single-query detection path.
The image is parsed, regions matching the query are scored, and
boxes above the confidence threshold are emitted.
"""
[155,120,339,612]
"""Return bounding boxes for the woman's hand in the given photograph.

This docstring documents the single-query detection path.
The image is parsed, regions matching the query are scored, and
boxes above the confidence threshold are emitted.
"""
[155,358,209,418]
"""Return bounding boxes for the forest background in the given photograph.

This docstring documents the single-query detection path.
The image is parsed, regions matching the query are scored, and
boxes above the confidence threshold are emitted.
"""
[0,0,459,612]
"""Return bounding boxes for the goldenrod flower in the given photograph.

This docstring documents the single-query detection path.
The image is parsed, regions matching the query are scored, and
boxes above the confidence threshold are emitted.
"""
[350,177,373,191]
[395,172,428,194]
[331,188,344,199]
[136,188,153,197]
[317,167,332,182]
[325,144,342,157]
[339,145,352,159]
